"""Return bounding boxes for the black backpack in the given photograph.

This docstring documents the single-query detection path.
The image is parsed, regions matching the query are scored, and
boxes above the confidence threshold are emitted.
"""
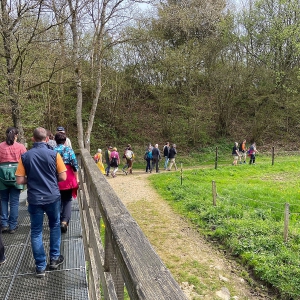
[110,156,118,167]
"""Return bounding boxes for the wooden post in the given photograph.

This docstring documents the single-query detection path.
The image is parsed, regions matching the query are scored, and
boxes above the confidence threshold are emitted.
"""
[180,163,183,185]
[272,146,275,165]
[284,203,289,242]
[215,147,218,169]
[212,181,217,206]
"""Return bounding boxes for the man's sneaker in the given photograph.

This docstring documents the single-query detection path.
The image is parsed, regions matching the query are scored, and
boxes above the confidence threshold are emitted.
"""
[1,226,9,233]
[36,268,46,278]
[0,257,6,265]
[9,226,18,234]
[61,222,68,233]
[49,255,64,270]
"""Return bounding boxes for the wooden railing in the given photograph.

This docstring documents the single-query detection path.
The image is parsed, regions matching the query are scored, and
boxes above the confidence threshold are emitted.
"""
[78,149,188,300]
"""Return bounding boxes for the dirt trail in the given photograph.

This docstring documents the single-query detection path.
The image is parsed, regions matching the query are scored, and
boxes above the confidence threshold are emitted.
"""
[107,169,273,300]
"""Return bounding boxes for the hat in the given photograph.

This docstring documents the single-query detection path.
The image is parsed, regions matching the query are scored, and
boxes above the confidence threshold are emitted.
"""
[97,149,102,153]
[112,147,117,151]
[108,146,113,149]
[56,126,65,132]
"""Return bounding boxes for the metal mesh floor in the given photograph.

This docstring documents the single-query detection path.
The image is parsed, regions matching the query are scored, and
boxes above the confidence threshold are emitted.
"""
[0,192,89,300]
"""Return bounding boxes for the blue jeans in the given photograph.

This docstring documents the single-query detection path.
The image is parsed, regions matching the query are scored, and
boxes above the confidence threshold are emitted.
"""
[28,199,61,271]
[105,163,111,176]
[1,187,21,230]
[146,158,152,172]
[164,156,169,170]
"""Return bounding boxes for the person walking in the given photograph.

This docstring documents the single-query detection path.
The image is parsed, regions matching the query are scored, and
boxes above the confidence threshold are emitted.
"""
[54,132,79,233]
[238,139,247,164]
[104,145,112,176]
[232,142,240,166]
[167,144,178,171]
[94,149,105,174]
[163,142,170,170]
[0,127,27,234]
[122,144,131,175]
[124,146,134,174]
[249,142,259,165]
[15,127,67,277]
[152,144,161,173]
[145,146,153,173]
[110,147,120,178]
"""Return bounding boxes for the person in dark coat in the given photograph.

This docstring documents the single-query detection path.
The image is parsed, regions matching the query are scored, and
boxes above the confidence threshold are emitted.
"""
[151,144,161,173]
[163,142,170,170]
[167,144,178,171]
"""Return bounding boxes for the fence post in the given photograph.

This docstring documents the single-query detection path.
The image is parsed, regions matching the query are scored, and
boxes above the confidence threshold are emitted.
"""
[272,146,275,165]
[284,203,289,242]
[215,147,218,169]
[180,163,183,185]
[212,181,217,206]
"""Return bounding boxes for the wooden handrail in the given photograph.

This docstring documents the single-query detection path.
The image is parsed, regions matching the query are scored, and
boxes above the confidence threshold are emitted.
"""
[78,149,187,300]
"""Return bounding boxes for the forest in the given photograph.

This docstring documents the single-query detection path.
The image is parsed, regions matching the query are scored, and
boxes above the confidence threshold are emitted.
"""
[0,0,300,152]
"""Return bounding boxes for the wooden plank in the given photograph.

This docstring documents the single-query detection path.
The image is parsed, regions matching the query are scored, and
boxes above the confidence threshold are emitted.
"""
[80,149,188,300]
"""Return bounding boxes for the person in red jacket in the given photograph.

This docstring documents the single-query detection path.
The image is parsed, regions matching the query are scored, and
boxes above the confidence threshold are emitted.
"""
[0,127,26,234]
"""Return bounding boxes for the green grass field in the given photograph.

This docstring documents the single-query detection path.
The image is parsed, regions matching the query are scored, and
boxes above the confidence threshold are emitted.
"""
[149,153,300,299]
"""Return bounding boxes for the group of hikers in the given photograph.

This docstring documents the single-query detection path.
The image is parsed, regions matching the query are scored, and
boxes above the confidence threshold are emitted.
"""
[93,141,178,177]
[0,126,77,278]
[93,144,135,178]
[232,140,259,165]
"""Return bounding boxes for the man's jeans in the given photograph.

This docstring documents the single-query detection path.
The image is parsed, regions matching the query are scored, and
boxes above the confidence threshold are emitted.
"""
[1,187,21,230]
[28,199,61,271]
[164,156,169,170]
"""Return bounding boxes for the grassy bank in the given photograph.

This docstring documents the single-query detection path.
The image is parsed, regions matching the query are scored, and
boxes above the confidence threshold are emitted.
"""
[149,154,300,299]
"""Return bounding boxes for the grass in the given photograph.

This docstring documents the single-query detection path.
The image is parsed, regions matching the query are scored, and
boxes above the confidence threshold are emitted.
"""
[149,153,300,299]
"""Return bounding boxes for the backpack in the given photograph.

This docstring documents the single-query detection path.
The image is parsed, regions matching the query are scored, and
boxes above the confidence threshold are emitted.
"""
[125,149,133,159]
[110,156,118,167]
[238,143,243,152]
[93,154,99,163]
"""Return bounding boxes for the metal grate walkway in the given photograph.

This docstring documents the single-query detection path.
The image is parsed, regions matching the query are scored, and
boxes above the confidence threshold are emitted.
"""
[0,191,89,300]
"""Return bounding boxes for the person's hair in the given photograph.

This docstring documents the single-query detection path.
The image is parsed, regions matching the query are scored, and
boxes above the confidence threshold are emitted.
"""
[55,132,67,145]
[5,127,18,145]
[33,127,47,142]
[46,129,54,140]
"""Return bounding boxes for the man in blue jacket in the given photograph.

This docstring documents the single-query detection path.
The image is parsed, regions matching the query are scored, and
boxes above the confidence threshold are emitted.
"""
[16,127,67,277]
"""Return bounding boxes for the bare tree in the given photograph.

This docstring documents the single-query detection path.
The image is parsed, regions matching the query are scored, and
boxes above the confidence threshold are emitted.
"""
[65,0,147,150]
[0,0,64,142]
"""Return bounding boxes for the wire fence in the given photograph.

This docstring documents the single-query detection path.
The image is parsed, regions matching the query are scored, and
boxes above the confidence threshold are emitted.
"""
[212,180,298,242]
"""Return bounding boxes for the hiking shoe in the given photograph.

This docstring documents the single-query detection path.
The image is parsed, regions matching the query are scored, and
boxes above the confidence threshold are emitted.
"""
[9,226,18,234]
[0,257,6,265]
[49,255,64,270]
[1,226,9,233]
[36,268,46,278]
[61,222,68,233]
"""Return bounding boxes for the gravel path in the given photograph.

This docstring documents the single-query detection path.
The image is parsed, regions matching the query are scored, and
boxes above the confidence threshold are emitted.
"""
[107,169,273,300]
